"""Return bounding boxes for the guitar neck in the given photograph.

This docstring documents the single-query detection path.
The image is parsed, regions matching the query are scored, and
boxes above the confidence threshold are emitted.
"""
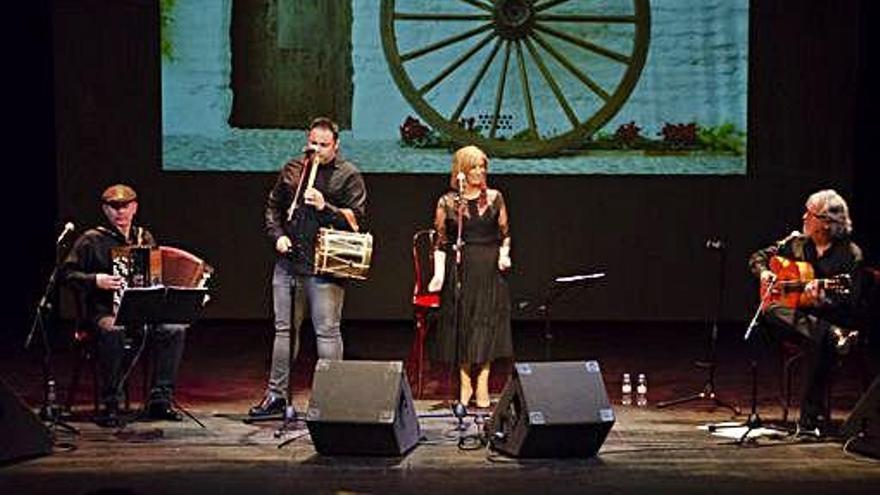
[774,277,844,291]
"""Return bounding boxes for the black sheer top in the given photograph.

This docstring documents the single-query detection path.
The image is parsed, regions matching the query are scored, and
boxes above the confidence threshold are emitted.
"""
[433,189,510,250]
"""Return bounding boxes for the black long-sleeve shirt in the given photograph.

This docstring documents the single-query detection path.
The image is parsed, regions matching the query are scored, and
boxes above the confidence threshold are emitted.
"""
[61,223,156,326]
[264,156,367,276]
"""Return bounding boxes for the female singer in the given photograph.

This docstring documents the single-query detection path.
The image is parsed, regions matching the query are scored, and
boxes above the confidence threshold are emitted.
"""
[427,145,513,409]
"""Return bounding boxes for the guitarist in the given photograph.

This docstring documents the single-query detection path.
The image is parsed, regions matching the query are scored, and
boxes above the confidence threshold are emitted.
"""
[749,189,863,436]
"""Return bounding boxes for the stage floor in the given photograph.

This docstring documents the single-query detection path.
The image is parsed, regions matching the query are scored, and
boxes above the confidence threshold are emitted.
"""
[2,320,879,494]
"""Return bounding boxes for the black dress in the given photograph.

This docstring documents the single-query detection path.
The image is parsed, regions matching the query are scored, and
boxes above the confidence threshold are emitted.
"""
[428,189,513,365]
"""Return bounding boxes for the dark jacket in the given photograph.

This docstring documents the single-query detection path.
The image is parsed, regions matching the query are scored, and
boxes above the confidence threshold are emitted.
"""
[62,223,156,326]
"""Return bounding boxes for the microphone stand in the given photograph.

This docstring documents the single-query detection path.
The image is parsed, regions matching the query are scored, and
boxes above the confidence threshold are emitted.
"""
[262,151,317,438]
[708,277,778,444]
[451,178,468,432]
[657,240,739,414]
[24,232,79,437]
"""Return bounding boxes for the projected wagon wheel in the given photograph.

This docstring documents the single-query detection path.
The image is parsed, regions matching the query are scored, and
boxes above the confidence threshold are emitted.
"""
[381,0,651,157]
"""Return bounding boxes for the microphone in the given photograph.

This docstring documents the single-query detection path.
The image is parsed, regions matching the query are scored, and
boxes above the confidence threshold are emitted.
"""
[777,230,801,247]
[56,222,75,245]
[456,171,466,191]
[301,144,319,155]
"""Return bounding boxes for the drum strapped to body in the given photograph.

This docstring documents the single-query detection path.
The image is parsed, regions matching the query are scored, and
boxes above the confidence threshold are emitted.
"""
[314,228,373,280]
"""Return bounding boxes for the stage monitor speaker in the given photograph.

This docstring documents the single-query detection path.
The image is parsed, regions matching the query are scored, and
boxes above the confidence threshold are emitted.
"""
[840,374,880,459]
[0,379,52,464]
[305,359,420,456]
[487,361,615,458]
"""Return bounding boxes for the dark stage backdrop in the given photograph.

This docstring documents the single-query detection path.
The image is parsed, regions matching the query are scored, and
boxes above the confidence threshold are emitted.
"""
[42,0,876,324]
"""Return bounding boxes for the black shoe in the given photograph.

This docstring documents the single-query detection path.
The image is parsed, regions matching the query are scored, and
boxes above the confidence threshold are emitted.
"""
[146,401,183,422]
[796,415,827,439]
[95,402,122,428]
[248,394,286,417]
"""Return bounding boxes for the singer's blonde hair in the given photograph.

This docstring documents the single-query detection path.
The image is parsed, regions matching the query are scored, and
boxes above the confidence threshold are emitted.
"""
[806,189,853,239]
[450,145,488,190]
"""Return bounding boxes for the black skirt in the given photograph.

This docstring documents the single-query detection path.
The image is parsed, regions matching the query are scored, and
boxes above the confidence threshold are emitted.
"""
[428,242,513,365]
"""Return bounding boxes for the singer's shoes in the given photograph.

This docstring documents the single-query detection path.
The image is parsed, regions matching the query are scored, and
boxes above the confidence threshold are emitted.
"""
[146,400,183,422]
[248,394,287,417]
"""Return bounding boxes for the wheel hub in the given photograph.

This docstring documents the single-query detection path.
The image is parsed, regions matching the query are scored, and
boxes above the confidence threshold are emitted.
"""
[494,0,535,40]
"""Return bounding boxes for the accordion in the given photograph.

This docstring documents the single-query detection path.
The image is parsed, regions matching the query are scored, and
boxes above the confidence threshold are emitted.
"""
[109,245,213,325]
[111,245,212,289]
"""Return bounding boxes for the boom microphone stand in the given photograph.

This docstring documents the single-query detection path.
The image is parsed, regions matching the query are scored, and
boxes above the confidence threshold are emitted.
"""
[657,238,739,414]
[421,178,478,434]
[708,275,779,444]
[24,223,79,437]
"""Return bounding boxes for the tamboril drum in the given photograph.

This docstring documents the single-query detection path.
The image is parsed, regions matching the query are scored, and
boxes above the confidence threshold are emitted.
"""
[314,228,373,280]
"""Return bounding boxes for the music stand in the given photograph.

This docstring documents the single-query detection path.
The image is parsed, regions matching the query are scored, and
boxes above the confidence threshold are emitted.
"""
[115,285,208,428]
[538,273,606,360]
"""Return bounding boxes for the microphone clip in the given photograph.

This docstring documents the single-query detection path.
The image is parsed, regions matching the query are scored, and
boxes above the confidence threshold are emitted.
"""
[705,238,725,251]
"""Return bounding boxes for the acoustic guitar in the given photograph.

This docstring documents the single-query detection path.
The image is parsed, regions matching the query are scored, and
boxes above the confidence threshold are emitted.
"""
[761,255,850,308]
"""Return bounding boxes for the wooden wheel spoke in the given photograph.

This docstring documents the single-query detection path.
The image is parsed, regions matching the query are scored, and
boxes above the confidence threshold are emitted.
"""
[490,42,513,139]
[394,13,493,21]
[400,23,494,62]
[380,0,651,157]
[534,14,637,23]
[523,38,578,129]
[456,0,493,12]
[534,24,631,65]
[515,41,538,139]
[451,39,504,122]
[532,32,610,102]
[534,0,573,13]
[418,32,497,96]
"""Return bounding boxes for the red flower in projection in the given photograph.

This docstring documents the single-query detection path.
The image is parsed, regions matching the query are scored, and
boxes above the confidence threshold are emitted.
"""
[614,121,642,147]
[400,115,430,143]
[660,122,698,148]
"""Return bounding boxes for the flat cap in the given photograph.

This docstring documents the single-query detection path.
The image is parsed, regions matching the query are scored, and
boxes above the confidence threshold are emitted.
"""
[101,184,138,204]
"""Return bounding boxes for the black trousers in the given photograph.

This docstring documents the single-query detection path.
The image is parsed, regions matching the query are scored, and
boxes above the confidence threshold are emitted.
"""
[760,304,835,422]
[96,324,186,407]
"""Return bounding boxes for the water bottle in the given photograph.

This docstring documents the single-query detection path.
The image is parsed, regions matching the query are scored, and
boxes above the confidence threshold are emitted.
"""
[621,373,632,406]
[47,379,57,405]
[636,373,648,407]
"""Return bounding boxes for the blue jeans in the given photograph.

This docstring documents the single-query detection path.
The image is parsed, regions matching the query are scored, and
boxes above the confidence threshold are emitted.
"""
[267,257,345,399]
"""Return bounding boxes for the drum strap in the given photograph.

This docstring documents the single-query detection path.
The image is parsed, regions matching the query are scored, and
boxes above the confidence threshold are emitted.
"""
[340,208,360,232]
